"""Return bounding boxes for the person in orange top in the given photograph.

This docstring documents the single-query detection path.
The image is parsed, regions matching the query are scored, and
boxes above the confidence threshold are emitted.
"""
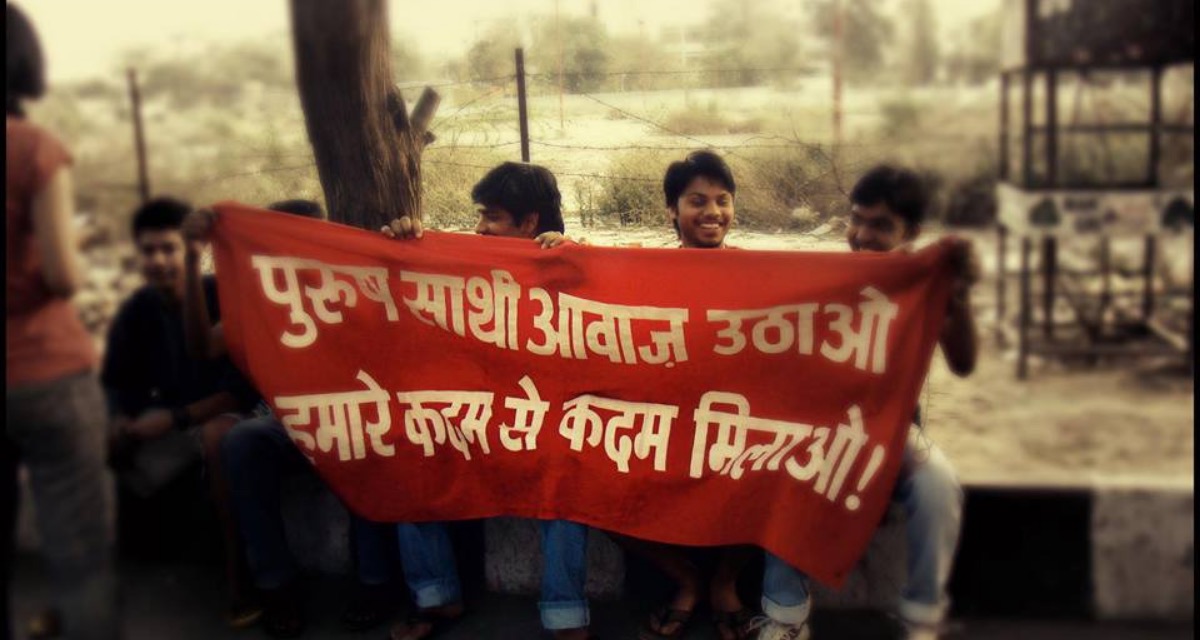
[3,4,119,639]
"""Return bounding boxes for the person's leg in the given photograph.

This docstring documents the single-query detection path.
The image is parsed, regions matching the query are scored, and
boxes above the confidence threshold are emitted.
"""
[390,522,463,640]
[341,514,396,631]
[221,416,310,638]
[609,533,701,638]
[7,373,119,640]
[538,519,589,636]
[710,546,756,640]
[200,414,259,626]
[760,551,811,626]
[221,416,308,590]
[3,427,21,639]
[894,427,963,630]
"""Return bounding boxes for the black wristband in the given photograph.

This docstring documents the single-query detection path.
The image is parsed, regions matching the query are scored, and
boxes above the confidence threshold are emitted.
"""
[171,406,190,430]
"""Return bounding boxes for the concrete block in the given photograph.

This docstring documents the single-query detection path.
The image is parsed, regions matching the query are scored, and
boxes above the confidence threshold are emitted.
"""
[484,517,625,601]
[1091,483,1193,621]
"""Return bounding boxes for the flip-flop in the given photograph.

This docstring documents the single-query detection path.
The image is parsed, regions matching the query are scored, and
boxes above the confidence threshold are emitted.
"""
[712,608,758,640]
[389,608,463,640]
[638,605,694,640]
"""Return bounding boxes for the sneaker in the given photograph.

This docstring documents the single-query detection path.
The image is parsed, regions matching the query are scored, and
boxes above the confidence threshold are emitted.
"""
[743,614,811,640]
[902,621,941,640]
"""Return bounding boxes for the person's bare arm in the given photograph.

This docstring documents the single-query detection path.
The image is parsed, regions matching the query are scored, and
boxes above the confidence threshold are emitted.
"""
[938,236,980,377]
[182,208,226,359]
[123,391,241,439]
[31,167,84,297]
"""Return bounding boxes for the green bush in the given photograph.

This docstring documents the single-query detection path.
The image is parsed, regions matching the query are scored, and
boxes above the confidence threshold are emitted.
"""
[590,150,672,226]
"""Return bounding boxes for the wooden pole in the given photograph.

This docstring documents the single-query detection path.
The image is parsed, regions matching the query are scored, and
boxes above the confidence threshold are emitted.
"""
[1045,69,1057,187]
[1142,234,1157,322]
[1099,235,1112,315]
[999,72,1010,181]
[997,224,1008,331]
[556,0,565,131]
[515,48,530,163]
[831,0,843,148]
[1021,70,1033,187]
[1042,235,1057,339]
[126,68,150,203]
[1149,65,1162,187]
[1019,236,1032,379]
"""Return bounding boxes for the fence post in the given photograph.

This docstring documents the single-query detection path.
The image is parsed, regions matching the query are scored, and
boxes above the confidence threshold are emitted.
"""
[515,48,530,163]
[1019,236,1032,380]
[126,68,150,203]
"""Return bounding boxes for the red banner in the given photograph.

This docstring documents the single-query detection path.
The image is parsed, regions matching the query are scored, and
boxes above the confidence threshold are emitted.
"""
[212,202,954,587]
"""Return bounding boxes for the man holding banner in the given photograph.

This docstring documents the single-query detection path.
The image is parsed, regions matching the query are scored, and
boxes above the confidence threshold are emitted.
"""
[751,165,979,640]
[615,151,759,640]
[207,155,970,640]
[381,162,594,640]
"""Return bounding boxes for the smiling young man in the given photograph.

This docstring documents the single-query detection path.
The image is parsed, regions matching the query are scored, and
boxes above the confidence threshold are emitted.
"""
[382,162,589,640]
[607,151,759,640]
[751,164,979,640]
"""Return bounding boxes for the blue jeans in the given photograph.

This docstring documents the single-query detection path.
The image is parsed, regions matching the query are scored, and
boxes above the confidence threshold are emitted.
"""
[221,416,393,589]
[762,426,963,626]
[6,371,118,640]
[397,519,590,630]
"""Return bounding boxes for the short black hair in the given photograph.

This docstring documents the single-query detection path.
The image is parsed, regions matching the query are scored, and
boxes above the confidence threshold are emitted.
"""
[131,197,191,239]
[850,164,928,228]
[663,150,736,209]
[267,199,326,219]
[662,150,736,235]
[471,162,564,235]
[7,3,46,116]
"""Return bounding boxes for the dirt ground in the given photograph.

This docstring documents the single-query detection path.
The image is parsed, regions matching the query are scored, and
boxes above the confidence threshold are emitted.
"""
[574,224,1195,482]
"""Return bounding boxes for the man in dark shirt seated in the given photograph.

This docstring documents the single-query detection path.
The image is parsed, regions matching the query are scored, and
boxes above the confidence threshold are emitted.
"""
[102,197,260,620]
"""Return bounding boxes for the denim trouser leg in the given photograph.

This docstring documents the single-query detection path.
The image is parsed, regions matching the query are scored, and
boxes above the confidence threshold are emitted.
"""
[895,428,963,625]
[760,426,963,627]
[6,372,119,640]
[221,417,308,590]
[351,515,395,586]
[538,519,589,630]
[396,522,461,608]
[761,551,812,624]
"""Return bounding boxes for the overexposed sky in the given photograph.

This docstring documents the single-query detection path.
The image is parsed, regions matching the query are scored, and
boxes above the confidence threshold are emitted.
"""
[20,0,1000,83]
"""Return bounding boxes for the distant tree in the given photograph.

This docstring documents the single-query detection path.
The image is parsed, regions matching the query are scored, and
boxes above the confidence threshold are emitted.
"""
[604,34,679,91]
[905,0,939,85]
[464,22,520,84]
[700,0,805,87]
[945,9,1001,85]
[810,0,895,83]
[391,36,427,81]
[530,15,609,93]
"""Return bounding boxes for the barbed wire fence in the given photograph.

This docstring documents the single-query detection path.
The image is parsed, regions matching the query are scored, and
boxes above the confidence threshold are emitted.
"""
[83,55,1003,234]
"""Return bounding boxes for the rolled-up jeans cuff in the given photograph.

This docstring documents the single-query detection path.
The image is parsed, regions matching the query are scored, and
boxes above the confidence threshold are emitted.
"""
[898,598,947,626]
[411,579,460,609]
[762,594,811,625]
[539,600,589,630]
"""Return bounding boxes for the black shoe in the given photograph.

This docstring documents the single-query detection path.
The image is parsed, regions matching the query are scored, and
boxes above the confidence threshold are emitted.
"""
[261,582,306,638]
[340,581,393,632]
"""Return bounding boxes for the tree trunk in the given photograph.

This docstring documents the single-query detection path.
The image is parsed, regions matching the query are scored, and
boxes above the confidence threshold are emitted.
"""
[289,0,437,230]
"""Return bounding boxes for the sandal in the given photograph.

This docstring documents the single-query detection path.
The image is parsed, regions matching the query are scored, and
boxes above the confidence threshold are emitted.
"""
[341,582,393,631]
[638,606,694,640]
[389,607,463,640]
[713,608,758,640]
[261,583,306,639]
